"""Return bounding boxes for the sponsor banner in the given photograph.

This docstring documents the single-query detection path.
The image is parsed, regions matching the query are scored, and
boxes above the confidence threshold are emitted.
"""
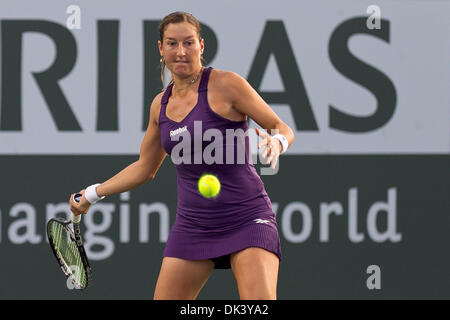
[0,155,449,299]
[0,0,449,154]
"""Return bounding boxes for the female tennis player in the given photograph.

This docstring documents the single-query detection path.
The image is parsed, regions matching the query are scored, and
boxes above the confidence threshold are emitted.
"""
[70,11,294,300]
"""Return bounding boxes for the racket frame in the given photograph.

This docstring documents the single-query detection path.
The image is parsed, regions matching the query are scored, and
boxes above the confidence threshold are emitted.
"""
[47,214,92,289]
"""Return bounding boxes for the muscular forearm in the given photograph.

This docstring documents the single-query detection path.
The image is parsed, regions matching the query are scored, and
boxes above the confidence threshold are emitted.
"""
[279,125,295,149]
[270,122,295,150]
[95,160,152,197]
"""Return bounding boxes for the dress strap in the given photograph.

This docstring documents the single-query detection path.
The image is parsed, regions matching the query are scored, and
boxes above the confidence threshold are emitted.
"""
[161,82,174,105]
[198,67,212,92]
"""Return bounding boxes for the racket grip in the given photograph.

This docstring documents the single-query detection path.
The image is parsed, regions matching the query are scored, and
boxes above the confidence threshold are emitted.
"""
[71,213,82,224]
[71,193,83,224]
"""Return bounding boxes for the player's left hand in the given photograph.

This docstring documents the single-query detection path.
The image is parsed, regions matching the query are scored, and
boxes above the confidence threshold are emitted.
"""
[255,127,282,169]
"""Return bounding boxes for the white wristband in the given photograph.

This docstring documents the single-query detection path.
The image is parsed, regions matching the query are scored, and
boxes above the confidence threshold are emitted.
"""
[272,134,288,154]
[84,183,105,204]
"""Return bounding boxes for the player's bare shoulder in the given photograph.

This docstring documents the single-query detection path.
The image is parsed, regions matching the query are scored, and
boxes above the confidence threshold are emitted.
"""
[149,91,165,126]
[209,69,248,102]
[209,69,244,88]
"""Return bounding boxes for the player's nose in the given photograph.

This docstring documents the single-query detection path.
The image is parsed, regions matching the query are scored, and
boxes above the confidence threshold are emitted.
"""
[176,43,186,56]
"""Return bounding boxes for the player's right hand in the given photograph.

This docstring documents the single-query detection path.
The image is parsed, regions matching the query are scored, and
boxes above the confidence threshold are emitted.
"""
[69,190,91,215]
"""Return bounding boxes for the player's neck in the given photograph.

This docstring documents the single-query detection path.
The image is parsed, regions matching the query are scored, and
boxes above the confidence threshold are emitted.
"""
[172,67,203,95]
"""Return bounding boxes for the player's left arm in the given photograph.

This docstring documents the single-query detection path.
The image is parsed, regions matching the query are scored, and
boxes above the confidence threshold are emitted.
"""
[220,71,295,168]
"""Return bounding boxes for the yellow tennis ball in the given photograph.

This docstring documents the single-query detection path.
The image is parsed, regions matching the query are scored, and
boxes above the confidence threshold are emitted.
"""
[198,174,221,198]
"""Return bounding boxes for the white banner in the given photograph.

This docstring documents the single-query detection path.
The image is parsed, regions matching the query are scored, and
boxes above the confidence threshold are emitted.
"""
[0,0,449,154]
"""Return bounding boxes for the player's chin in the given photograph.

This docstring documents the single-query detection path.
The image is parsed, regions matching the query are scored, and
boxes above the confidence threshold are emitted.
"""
[171,62,193,75]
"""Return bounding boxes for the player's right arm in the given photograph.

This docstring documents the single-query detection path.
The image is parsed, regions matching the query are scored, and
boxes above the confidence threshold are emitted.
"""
[70,93,166,215]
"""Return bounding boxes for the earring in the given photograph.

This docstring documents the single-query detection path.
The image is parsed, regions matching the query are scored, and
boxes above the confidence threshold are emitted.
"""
[160,57,165,63]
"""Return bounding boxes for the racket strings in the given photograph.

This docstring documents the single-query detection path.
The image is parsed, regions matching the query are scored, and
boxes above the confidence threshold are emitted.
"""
[50,222,87,287]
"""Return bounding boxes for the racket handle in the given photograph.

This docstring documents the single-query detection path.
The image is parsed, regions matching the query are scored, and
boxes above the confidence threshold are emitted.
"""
[71,213,81,224]
[71,193,83,224]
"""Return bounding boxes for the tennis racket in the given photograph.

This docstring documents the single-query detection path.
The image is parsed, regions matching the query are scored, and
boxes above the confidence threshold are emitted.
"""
[47,193,92,290]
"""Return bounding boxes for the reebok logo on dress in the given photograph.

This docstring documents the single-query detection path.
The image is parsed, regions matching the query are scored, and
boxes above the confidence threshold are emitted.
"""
[170,125,188,137]
[254,219,270,225]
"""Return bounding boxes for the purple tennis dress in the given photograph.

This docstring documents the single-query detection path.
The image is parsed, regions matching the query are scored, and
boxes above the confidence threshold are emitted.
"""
[158,67,281,269]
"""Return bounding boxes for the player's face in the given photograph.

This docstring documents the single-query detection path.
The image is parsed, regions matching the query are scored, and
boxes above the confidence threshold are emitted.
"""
[159,22,204,78]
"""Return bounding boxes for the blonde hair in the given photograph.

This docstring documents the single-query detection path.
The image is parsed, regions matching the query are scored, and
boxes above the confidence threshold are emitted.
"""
[158,11,204,88]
